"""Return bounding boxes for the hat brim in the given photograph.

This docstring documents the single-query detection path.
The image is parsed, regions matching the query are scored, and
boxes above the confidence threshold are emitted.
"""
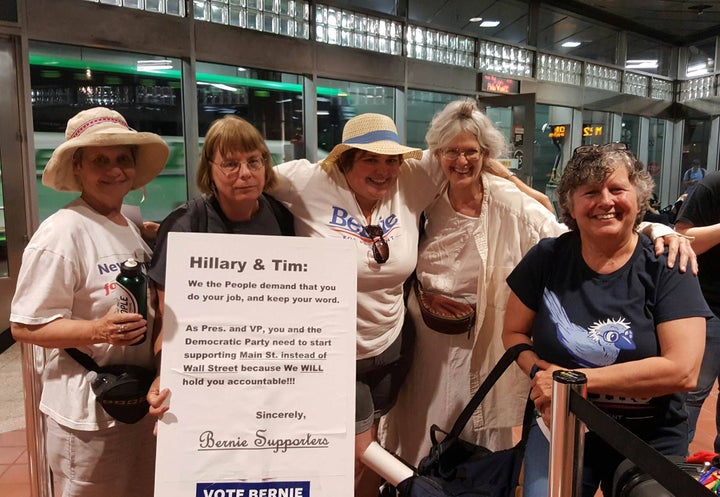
[42,129,169,192]
[320,140,423,169]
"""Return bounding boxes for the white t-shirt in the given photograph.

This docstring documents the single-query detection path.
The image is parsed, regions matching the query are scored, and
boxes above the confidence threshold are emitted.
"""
[273,153,444,359]
[11,198,155,430]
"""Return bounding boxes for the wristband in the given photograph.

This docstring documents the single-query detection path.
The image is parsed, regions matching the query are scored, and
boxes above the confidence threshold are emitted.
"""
[529,364,539,379]
[506,172,517,180]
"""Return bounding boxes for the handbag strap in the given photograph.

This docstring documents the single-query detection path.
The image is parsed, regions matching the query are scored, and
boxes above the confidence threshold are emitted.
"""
[64,348,101,372]
[447,343,533,439]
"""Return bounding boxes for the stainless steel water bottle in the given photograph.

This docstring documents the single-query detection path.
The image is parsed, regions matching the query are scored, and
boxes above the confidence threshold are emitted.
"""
[116,258,147,345]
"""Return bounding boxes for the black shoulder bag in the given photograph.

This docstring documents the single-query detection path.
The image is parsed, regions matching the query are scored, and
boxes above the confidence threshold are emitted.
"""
[397,343,534,497]
[65,348,155,424]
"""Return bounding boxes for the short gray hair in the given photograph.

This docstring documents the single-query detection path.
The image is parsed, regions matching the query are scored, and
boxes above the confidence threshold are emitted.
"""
[424,100,508,158]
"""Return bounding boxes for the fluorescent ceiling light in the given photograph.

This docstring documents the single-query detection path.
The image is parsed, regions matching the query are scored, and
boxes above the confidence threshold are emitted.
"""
[687,63,709,77]
[561,41,581,48]
[480,20,500,28]
[237,67,247,72]
[136,59,173,71]
[625,59,658,69]
[469,17,483,22]
[211,83,238,92]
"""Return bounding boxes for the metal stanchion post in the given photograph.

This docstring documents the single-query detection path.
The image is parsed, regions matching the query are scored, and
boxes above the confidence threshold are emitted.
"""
[548,370,587,497]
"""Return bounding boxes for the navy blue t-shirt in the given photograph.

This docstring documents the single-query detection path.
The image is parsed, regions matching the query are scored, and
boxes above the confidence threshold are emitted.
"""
[507,231,710,429]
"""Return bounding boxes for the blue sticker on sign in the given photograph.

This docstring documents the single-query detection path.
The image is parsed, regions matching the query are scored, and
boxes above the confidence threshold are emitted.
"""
[196,481,310,497]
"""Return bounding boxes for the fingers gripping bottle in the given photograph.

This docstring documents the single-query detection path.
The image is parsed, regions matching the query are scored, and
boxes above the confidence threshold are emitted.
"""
[116,258,147,345]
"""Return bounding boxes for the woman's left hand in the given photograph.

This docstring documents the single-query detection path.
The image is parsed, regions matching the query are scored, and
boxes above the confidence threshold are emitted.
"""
[655,234,698,275]
[530,363,563,427]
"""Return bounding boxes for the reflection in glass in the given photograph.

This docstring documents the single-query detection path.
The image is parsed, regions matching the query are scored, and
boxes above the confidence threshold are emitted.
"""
[626,34,672,77]
[647,117,668,195]
[0,160,7,277]
[196,62,314,163]
[581,110,613,147]
[29,41,185,223]
[620,115,640,153]
[538,7,618,65]
[686,39,715,78]
[316,78,393,153]
[407,90,464,149]
[681,118,710,196]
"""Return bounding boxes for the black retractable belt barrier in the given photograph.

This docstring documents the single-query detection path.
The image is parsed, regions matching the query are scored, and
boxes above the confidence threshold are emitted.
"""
[568,390,713,497]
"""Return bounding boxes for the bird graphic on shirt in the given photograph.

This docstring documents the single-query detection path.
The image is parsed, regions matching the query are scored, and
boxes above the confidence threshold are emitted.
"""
[543,288,636,367]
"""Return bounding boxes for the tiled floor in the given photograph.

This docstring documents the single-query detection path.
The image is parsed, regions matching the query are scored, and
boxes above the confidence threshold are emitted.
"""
[0,341,718,496]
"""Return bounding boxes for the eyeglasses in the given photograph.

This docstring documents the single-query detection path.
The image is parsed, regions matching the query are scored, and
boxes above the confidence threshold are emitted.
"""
[572,142,642,170]
[211,156,265,176]
[441,148,482,161]
[365,225,389,264]
[572,142,629,157]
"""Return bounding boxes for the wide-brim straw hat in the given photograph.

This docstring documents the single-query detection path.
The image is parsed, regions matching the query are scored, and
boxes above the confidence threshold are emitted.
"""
[321,113,422,168]
[42,107,169,192]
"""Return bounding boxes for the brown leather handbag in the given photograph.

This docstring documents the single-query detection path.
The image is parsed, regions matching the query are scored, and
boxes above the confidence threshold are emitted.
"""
[414,279,476,335]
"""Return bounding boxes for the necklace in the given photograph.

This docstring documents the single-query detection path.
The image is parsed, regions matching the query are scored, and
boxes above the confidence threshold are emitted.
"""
[351,192,378,226]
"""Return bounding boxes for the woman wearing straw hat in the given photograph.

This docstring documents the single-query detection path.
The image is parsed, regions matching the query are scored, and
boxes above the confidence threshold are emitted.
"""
[10,107,168,497]
[269,113,444,496]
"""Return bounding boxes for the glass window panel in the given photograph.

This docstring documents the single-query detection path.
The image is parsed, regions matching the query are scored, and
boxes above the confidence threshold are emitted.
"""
[620,114,640,152]
[626,34,672,77]
[535,103,574,209]
[686,39,716,77]
[681,118,710,195]
[316,77,393,154]
[197,62,308,162]
[647,117,668,196]
[581,110,613,146]
[29,41,185,223]
[320,0,396,16]
[407,90,465,149]
[0,0,18,21]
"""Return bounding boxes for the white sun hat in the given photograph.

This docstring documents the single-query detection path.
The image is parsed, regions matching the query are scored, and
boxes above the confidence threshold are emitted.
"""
[321,113,422,168]
[42,107,169,192]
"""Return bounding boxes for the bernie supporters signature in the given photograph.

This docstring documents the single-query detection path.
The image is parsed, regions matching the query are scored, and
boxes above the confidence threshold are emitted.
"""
[198,429,331,453]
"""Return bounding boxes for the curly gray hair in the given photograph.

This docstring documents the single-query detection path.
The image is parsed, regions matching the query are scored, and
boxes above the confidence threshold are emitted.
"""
[557,144,655,231]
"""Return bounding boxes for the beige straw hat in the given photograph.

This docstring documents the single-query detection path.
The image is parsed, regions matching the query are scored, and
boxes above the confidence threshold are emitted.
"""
[321,113,422,168]
[42,107,169,192]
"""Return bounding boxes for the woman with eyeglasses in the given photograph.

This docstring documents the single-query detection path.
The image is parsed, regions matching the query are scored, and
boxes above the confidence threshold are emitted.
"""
[502,143,710,497]
[146,116,294,410]
[379,101,697,471]
[149,115,293,287]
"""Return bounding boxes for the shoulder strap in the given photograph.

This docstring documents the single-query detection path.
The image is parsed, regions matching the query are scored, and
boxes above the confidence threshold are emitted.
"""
[64,348,100,372]
[447,343,532,439]
[264,194,295,236]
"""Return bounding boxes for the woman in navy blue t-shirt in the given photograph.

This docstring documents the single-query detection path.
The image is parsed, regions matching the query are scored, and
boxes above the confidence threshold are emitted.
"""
[502,143,711,497]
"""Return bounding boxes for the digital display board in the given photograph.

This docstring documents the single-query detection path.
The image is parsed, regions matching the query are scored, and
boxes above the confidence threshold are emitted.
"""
[479,74,520,94]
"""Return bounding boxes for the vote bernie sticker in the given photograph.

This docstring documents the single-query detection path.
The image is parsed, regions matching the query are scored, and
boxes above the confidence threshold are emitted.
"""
[196,481,311,497]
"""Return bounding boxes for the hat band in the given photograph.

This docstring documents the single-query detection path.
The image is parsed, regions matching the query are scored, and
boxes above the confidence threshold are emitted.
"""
[344,129,400,145]
[70,116,130,139]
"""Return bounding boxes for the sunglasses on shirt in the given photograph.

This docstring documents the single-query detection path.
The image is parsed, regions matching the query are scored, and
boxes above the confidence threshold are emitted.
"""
[365,225,389,264]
